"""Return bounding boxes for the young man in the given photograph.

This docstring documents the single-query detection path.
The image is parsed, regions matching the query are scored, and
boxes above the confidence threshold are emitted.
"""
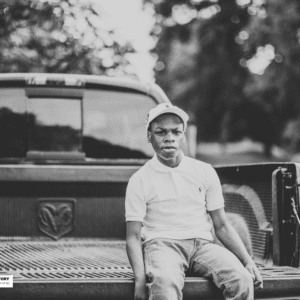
[125,103,263,300]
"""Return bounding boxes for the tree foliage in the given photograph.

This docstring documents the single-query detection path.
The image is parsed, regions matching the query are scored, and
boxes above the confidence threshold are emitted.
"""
[0,0,135,77]
[145,0,300,154]
[145,0,252,141]
[243,0,300,152]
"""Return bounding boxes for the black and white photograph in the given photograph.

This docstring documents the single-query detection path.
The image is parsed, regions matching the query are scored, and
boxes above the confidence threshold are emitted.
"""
[0,0,300,299]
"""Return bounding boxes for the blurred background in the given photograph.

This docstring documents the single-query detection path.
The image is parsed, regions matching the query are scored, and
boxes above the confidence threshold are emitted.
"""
[1,0,300,165]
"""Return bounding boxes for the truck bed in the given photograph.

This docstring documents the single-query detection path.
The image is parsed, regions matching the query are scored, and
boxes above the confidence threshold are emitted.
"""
[1,239,300,299]
[0,163,300,299]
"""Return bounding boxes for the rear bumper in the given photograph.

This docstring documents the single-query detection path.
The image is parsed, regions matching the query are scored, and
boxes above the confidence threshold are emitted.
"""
[0,277,300,299]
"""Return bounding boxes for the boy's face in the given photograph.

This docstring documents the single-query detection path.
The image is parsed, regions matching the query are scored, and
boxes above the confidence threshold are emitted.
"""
[148,113,185,165]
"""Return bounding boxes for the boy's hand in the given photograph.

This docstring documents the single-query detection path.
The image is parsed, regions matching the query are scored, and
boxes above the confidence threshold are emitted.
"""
[244,260,263,289]
[134,277,148,300]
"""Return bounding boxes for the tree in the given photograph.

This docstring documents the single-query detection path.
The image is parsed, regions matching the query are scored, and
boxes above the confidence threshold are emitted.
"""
[145,0,252,142]
[145,0,300,155]
[242,0,300,153]
[0,0,135,77]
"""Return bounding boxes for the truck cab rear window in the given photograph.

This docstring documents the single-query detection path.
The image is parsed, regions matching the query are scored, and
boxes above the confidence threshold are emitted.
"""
[0,87,155,159]
[27,98,82,152]
[83,90,155,159]
[0,88,27,158]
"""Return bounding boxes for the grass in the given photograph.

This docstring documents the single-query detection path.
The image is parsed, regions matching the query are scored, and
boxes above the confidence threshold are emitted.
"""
[196,139,295,166]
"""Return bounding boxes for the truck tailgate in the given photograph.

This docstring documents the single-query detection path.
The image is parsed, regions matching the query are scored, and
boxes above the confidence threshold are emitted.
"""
[1,239,300,299]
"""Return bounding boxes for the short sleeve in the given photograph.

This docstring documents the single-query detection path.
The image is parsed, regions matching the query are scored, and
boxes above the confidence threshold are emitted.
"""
[205,165,225,211]
[125,174,146,222]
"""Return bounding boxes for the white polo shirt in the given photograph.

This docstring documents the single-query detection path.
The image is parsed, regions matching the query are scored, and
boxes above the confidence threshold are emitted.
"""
[125,152,224,243]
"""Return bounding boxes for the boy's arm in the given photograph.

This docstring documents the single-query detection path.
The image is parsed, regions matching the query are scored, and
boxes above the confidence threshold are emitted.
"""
[126,221,148,300]
[209,208,263,289]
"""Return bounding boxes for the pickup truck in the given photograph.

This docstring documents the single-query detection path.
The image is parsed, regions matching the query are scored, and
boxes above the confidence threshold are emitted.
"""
[0,73,299,299]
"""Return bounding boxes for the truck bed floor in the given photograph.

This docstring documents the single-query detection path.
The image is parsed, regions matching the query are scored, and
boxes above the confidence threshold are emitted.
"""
[1,239,300,299]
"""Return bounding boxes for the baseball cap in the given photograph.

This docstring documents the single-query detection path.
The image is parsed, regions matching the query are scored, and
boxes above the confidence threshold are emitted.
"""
[146,103,189,133]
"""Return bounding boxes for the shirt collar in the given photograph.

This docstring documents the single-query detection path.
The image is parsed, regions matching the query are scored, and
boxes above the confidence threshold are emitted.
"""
[151,151,186,173]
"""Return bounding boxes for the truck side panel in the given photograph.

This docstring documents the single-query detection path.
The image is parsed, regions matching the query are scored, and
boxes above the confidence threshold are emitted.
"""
[215,163,298,264]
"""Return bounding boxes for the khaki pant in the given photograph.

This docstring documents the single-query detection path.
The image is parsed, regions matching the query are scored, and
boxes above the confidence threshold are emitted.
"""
[143,238,254,300]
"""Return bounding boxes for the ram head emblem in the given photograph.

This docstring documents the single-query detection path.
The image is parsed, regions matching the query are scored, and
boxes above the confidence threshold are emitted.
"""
[37,199,75,240]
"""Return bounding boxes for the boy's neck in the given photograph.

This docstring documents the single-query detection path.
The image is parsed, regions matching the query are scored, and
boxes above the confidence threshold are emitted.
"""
[156,151,183,168]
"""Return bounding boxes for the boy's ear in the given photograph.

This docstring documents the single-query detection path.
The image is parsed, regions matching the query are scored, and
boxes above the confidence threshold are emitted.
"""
[147,131,151,143]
